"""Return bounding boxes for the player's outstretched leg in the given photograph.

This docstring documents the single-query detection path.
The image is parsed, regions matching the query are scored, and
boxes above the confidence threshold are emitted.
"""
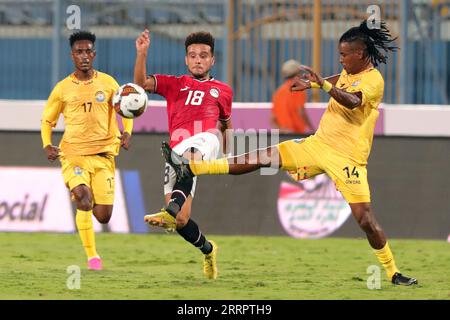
[350,203,417,286]
[161,141,195,181]
[162,141,281,180]
[145,144,197,231]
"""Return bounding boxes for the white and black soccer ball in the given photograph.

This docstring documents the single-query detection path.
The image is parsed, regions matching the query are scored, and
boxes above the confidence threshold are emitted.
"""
[113,83,148,119]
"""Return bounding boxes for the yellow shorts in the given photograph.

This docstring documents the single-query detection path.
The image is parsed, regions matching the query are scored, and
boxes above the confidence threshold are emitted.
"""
[60,154,116,205]
[277,136,370,203]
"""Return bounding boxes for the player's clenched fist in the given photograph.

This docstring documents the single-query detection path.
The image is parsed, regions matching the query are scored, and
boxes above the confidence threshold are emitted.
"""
[290,76,311,92]
[44,145,60,162]
[300,65,324,86]
[136,29,150,54]
[118,132,131,151]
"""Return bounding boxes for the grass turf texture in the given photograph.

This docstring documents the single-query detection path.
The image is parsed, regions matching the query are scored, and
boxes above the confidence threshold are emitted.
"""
[0,232,448,300]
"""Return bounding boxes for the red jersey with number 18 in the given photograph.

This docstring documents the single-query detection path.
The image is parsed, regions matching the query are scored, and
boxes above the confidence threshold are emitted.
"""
[152,74,233,147]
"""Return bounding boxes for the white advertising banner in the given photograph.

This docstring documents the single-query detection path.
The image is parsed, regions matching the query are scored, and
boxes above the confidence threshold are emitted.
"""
[0,167,74,232]
[384,105,450,137]
[0,100,65,131]
[0,167,130,233]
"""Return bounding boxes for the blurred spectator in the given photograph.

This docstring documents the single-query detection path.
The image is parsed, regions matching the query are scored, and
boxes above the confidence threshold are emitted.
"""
[271,59,315,134]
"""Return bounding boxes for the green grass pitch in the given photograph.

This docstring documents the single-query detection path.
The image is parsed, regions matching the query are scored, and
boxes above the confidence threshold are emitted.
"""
[0,232,448,300]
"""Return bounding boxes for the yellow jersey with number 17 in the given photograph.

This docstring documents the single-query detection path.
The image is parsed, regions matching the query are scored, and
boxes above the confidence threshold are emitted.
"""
[42,70,120,157]
[315,67,384,165]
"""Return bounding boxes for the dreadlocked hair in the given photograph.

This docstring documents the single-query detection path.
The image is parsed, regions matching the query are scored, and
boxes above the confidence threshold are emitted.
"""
[339,20,398,66]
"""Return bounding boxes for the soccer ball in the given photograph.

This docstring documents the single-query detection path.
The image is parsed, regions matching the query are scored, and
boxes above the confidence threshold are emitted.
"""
[113,83,148,119]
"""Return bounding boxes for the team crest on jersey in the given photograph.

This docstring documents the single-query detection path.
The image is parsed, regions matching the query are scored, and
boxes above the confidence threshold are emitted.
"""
[95,91,105,102]
[209,88,220,98]
[352,81,361,87]
[74,166,83,175]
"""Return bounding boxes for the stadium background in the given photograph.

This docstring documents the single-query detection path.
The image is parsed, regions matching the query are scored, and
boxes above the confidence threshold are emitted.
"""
[0,1,449,240]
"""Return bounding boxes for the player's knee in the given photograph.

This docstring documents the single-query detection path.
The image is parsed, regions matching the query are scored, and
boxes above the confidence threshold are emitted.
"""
[78,201,92,211]
[354,207,377,234]
[359,216,373,233]
[72,188,93,211]
[79,195,93,210]
[94,206,113,224]
[96,211,112,224]
[96,215,111,224]
[182,148,202,163]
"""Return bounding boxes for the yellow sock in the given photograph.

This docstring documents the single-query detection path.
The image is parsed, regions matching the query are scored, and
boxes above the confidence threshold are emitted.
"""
[75,209,98,259]
[373,242,400,280]
[189,158,229,175]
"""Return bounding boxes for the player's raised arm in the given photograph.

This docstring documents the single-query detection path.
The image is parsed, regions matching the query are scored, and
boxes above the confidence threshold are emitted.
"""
[292,66,362,110]
[134,29,155,93]
[323,74,340,85]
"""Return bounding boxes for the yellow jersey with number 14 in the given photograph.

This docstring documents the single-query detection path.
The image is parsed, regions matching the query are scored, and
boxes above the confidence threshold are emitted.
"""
[315,67,384,165]
[42,70,120,157]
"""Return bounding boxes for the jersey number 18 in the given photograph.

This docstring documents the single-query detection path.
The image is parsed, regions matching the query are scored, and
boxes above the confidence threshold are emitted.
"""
[185,90,205,106]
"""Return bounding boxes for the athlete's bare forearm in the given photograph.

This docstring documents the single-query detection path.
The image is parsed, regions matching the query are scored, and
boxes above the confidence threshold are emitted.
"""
[328,87,362,109]
[134,29,152,91]
[134,52,147,89]
[324,74,340,86]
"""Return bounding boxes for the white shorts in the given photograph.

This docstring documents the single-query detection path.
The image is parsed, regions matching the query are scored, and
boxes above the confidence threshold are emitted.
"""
[163,132,220,198]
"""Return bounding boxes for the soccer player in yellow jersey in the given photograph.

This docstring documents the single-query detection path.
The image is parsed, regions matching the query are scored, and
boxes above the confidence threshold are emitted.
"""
[40,31,134,270]
[163,20,418,285]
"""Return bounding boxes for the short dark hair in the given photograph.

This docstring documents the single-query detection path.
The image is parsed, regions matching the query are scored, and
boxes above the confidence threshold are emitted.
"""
[339,20,398,66]
[185,31,215,55]
[69,30,96,48]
